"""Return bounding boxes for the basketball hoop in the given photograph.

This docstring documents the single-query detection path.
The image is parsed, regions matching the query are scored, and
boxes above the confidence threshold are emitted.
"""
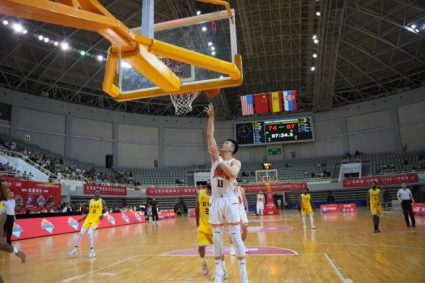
[170,91,200,115]
[163,58,200,115]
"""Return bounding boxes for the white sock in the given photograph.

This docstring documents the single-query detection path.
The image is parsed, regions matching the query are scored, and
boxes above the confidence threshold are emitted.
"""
[88,229,95,249]
[239,259,247,273]
[75,227,86,247]
[310,215,315,226]
[302,216,306,226]
[215,260,223,274]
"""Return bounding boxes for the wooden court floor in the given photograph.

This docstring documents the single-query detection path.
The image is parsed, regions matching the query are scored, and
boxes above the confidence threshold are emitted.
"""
[1,209,425,283]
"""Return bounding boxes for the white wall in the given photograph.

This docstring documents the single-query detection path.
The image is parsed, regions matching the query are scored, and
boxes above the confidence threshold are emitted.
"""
[398,100,425,151]
[70,138,112,165]
[117,124,159,167]
[15,107,66,155]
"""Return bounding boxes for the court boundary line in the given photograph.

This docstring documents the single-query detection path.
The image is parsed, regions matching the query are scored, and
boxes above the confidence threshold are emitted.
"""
[324,253,353,283]
[61,255,140,283]
[161,245,299,256]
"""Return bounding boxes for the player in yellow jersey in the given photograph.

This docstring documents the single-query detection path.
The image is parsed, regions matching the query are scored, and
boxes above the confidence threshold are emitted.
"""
[195,183,228,278]
[368,181,382,233]
[300,188,316,229]
[67,189,107,258]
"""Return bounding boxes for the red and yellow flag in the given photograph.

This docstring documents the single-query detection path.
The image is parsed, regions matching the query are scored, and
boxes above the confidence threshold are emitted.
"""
[269,92,283,113]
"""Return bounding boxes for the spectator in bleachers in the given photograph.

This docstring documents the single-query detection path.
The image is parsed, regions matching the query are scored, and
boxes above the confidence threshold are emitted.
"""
[354,150,361,158]
[343,151,351,159]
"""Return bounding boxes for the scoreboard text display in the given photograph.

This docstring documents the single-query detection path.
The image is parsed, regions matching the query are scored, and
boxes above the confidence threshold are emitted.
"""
[235,117,314,146]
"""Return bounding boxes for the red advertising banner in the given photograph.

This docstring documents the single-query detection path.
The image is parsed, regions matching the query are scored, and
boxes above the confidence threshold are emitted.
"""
[320,204,339,214]
[412,203,425,217]
[1,176,61,210]
[146,187,199,196]
[188,208,196,218]
[158,210,177,220]
[320,203,358,214]
[146,183,306,196]
[338,203,358,213]
[342,173,419,188]
[84,184,127,196]
[12,211,146,241]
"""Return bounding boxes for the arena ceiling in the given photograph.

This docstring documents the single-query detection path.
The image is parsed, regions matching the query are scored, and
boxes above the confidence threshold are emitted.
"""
[0,0,424,120]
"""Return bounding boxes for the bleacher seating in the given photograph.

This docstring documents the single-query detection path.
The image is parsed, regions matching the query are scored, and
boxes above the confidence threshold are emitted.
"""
[1,134,424,187]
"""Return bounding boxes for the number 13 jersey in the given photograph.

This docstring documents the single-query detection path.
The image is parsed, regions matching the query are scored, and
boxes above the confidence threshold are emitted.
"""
[210,159,237,198]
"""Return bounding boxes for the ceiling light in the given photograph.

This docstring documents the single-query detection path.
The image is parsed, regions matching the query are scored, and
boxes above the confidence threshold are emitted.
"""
[208,41,213,46]
[196,11,201,15]
[80,50,86,56]
[54,41,59,46]
[313,53,317,58]
[311,66,316,71]
[38,35,44,41]
[122,61,131,69]
[202,26,207,32]
[316,11,321,16]
[211,51,216,56]
[314,39,319,44]
[312,34,317,40]
[12,23,23,33]
[2,20,9,26]
[411,24,416,29]
[44,37,49,43]
[96,55,104,62]
[22,29,28,34]
[211,46,215,51]
[60,42,69,50]
[415,28,420,33]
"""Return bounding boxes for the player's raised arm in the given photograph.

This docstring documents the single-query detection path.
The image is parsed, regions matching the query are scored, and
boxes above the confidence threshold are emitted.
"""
[205,103,218,162]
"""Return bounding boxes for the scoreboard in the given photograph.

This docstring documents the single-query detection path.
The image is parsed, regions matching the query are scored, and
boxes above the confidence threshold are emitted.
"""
[235,117,314,146]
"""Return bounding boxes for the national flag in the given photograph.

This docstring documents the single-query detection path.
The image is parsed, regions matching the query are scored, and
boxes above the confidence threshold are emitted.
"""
[283,90,298,112]
[254,93,269,114]
[269,92,283,113]
[240,95,254,116]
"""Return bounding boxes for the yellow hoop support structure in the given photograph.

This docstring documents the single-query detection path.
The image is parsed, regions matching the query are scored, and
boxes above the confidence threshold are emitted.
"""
[0,0,242,101]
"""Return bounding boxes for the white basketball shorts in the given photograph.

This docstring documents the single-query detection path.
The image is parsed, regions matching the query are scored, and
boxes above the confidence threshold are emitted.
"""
[209,195,241,225]
[240,205,248,225]
[257,202,264,210]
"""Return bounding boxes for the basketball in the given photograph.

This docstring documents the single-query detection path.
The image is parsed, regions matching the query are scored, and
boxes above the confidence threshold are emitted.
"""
[204,89,220,98]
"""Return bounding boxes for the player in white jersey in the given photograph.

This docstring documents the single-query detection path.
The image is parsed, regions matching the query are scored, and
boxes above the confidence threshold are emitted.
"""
[256,191,264,215]
[205,103,249,283]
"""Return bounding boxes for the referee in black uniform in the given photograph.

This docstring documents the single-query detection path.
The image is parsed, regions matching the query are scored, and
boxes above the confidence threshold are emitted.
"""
[397,183,416,227]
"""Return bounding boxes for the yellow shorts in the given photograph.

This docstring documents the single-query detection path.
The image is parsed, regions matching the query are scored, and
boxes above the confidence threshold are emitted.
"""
[370,203,382,216]
[301,206,313,216]
[197,231,213,246]
[83,219,100,230]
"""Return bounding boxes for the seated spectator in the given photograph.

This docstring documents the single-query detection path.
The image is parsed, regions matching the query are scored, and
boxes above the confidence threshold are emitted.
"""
[354,150,361,158]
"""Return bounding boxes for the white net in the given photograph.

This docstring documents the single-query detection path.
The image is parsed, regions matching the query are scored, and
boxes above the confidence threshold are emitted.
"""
[170,92,200,115]
[255,169,278,183]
